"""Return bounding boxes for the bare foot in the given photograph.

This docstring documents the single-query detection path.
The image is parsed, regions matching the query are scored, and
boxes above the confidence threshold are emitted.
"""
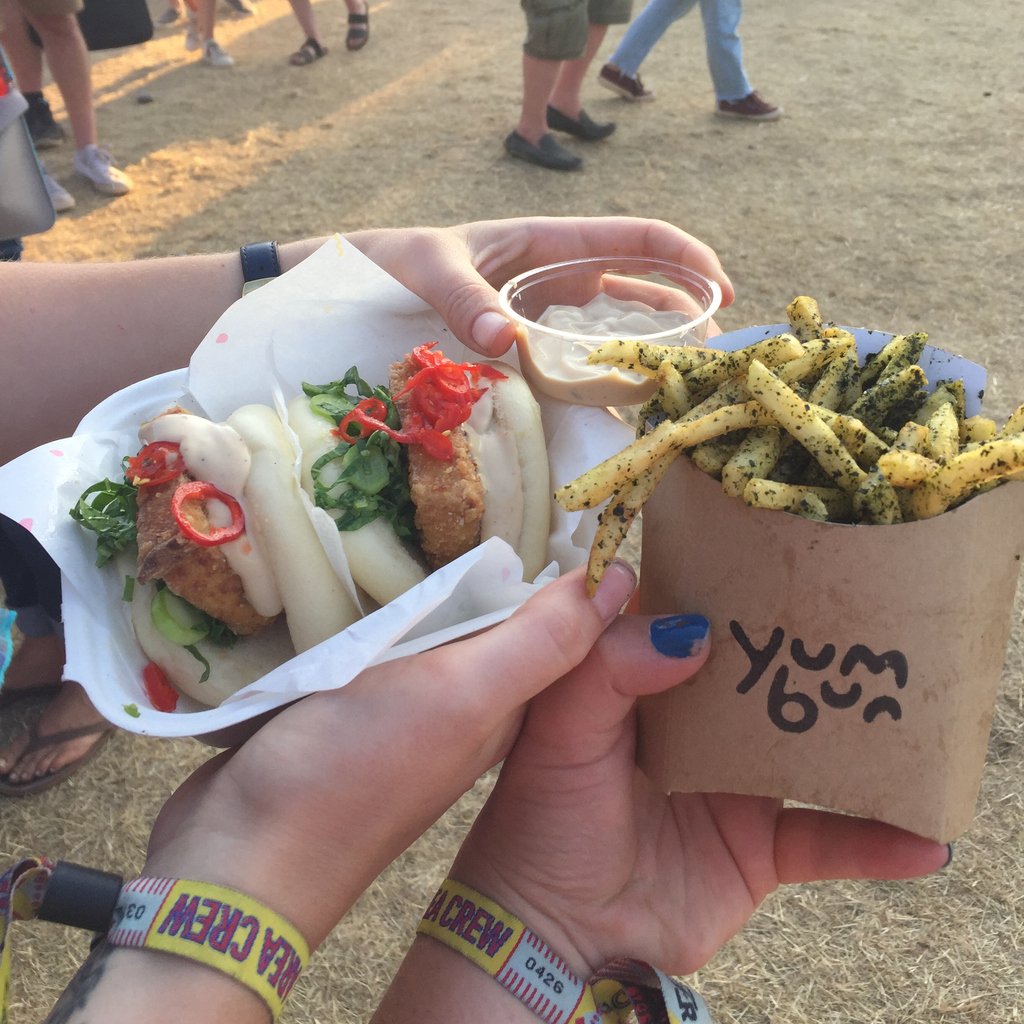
[1,631,65,695]
[0,682,111,784]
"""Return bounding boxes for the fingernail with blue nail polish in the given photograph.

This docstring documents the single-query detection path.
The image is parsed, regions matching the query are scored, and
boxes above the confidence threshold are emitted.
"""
[650,614,710,658]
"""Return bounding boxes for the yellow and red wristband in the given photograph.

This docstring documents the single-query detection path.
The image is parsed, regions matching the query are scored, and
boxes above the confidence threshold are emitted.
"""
[0,858,308,1022]
[418,878,715,1024]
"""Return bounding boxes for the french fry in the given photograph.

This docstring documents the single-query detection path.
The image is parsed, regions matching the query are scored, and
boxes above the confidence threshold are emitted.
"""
[556,401,772,511]
[587,340,716,378]
[893,421,930,452]
[914,379,966,428]
[999,403,1024,437]
[746,359,867,492]
[795,493,830,521]
[721,426,783,498]
[807,344,861,411]
[924,402,960,463]
[903,437,1024,519]
[777,334,857,388]
[585,451,677,595]
[853,467,904,525]
[689,438,741,477]
[846,364,928,432]
[858,332,928,388]
[963,415,998,444]
[877,449,940,488]
[683,334,804,400]
[786,295,823,342]
[813,407,891,466]
[637,360,693,428]
[743,478,852,520]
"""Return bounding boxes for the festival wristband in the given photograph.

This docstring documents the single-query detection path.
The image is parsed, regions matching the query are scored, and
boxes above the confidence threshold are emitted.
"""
[0,859,308,1023]
[418,878,716,1024]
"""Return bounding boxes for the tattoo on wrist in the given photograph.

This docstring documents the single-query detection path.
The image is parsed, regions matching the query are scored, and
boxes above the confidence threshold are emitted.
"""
[43,940,113,1024]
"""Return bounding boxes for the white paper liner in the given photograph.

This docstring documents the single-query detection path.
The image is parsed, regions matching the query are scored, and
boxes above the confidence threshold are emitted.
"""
[0,237,633,737]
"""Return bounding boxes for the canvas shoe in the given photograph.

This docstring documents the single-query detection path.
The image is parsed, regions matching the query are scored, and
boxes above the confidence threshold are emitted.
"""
[202,38,235,66]
[40,166,75,212]
[155,6,180,25]
[223,0,256,15]
[73,145,133,195]
[716,91,782,121]
[597,64,654,102]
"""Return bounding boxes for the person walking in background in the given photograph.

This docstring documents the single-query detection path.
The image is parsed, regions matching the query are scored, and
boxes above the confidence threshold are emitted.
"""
[598,0,781,120]
[284,0,367,65]
[506,0,633,172]
[0,0,133,197]
[186,0,234,66]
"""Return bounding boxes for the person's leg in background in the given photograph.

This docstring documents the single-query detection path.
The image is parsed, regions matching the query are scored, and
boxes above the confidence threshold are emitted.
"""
[600,0,692,99]
[701,0,780,119]
[0,516,112,796]
[0,0,134,193]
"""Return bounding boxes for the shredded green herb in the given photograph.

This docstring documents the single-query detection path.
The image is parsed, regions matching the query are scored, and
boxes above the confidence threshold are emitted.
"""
[69,476,139,566]
[303,368,416,537]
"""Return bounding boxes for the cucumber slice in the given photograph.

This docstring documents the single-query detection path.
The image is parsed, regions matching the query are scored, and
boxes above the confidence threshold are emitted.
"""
[150,588,210,646]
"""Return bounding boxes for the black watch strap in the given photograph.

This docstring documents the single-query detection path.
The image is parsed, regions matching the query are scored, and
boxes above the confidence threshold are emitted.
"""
[239,241,282,294]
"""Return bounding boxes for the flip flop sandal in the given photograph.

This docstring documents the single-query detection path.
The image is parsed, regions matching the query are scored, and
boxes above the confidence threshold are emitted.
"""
[0,718,112,798]
[346,6,368,50]
[289,37,327,65]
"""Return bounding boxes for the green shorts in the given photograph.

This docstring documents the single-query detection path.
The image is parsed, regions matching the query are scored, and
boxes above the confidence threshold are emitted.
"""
[521,0,633,61]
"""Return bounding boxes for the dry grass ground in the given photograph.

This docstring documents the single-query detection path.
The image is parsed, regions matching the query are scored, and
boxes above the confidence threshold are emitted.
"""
[2,0,1023,1020]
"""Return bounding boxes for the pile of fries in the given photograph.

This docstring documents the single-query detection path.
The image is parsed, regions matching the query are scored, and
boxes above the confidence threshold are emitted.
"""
[556,296,1024,594]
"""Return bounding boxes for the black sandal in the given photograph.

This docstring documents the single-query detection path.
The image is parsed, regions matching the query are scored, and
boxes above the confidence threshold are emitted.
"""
[346,3,368,50]
[289,37,327,65]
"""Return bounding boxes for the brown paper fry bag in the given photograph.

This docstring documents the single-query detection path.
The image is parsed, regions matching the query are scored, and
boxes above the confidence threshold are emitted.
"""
[637,454,1024,843]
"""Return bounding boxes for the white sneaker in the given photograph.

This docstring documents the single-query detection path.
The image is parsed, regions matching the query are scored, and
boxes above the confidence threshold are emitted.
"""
[201,38,235,66]
[73,145,133,196]
[40,165,76,212]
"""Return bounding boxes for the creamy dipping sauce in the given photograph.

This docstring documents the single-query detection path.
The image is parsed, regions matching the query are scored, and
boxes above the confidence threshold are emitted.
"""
[464,384,524,547]
[139,413,284,617]
[516,293,696,407]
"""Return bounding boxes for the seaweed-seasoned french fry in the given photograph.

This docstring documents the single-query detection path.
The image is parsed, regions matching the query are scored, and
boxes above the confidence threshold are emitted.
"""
[683,334,804,400]
[853,467,904,525]
[689,438,741,477]
[743,478,852,520]
[858,332,928,388]
[846,364,929,431]
[585,451,677,596]
[746,359,867,492]
[808,344,860,411]
[556,402,772,511]
[637,359,692,429]
[893,421,930,452]
[777,334,857,388]
[795,494,830,521]
[813,407,891,467]
[914,379,966,428]
[587,340,716,377]
[721,426,783,498]
[963,415,998,444]
[924,402,960,463]
[904,437,1024,519]
[877,449,940,488]
[786,295,823,342]
[999,403,1024,437]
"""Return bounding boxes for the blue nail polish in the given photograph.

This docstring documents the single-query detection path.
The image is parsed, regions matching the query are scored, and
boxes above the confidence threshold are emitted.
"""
[650,614,710,658]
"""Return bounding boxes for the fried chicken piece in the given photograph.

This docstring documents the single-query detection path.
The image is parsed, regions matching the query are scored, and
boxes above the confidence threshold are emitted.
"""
[390,355,484,570]
[136,474,276,636]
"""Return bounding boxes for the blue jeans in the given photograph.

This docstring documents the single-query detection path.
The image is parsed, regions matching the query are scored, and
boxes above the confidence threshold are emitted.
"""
[0,237,24,261]
[608,0,752,102]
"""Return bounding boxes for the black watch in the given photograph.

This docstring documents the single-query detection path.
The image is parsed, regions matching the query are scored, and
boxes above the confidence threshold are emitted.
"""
[239,241,282,295]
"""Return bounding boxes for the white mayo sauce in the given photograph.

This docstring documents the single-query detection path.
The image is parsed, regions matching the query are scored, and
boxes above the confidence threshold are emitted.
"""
[520,293,692,406]
[139,413,284,617]
[464,384,524,548]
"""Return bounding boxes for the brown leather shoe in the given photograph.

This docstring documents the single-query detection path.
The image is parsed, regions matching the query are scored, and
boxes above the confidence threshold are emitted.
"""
[716,91,782,121]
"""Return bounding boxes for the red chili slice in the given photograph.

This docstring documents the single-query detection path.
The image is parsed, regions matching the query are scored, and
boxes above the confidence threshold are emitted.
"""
[335,397,391,441]
[171,480,245,547]
[126,441,184,487]
[143,661,179,711]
